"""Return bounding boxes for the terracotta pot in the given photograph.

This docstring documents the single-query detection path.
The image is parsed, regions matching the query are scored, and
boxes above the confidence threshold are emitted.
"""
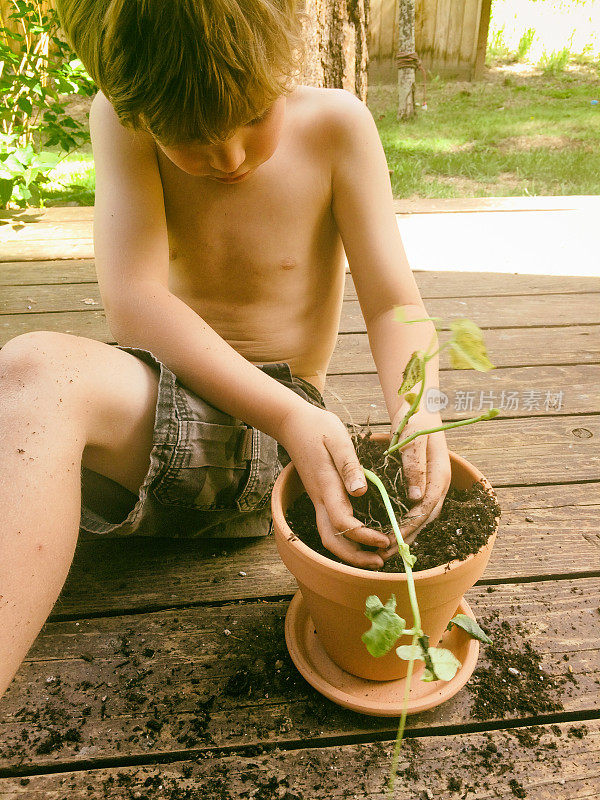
[272,435,498,681]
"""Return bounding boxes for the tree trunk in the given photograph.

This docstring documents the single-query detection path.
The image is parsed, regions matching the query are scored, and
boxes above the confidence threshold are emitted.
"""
[300,0,369,102]
[397,0,416,119]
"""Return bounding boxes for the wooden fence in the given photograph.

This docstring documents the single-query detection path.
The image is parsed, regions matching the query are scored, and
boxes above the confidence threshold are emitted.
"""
[369,0,492,81]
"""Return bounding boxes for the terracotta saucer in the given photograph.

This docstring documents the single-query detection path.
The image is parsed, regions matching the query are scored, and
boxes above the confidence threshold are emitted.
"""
[285,592,480,717]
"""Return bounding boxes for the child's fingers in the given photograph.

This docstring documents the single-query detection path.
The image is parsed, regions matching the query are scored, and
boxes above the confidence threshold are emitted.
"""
[400,434,427,502]
[404,491,446,545]
[315,505,384,569]
[377,532,398,561]
[323,427,367,496]
[402,433,451,544]
[318,480,389,549]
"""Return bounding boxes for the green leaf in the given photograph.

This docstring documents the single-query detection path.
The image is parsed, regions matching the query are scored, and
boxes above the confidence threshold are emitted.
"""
[398,543,417,569]
[427,647,462,681]
[361,595,406,657]
[0,178,15,206]
[398,351,423,395]
[447,614,492,644]
[16,97,32,115]
[448,319,494,372]
[395,644,423,661]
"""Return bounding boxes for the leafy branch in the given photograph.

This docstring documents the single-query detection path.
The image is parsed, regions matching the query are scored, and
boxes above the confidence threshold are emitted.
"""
[360,310,499,795]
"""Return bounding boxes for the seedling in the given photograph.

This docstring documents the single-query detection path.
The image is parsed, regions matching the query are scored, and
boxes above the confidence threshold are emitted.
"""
[360,311,499,794]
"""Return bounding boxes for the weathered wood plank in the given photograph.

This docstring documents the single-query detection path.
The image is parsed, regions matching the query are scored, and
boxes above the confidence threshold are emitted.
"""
[1,720,597,798]
[445,0,465,68]
[2,196,596,225]
[0,310,110,345]
[3,263,597,295]
[0,260,96,286]
[1,580,598,770]
[0,207,94,223]
[415,0,437,63]
[338,296,600,333]
[2,293,598,348]
[325,365,600,420]
[0,282,600,322]
[0,284,102,314]
[3,199,598,264]
[379,0,397,59]
[460,0,482,65]
[392,196,600,214]
[54,481,600,617]
[433,0,453,65]
[329,327,600,372]
[0,238,94,262]
[4,311,596,375]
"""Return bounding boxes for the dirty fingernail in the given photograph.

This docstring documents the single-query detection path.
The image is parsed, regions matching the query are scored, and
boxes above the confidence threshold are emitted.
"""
[349,479,366,492]
[409,486,422,500]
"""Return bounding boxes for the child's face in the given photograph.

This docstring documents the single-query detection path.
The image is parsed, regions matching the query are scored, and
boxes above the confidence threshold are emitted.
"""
[154,95,286,184]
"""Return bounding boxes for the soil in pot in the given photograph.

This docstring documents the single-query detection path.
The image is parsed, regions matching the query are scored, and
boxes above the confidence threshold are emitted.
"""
[285,431,501,572]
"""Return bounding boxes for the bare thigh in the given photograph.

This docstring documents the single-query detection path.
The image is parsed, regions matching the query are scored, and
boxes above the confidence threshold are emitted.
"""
[80,344,159,495]
[3,331,159,495]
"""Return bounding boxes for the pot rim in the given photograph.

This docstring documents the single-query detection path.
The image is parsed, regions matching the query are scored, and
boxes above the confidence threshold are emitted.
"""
[272,448,499,582]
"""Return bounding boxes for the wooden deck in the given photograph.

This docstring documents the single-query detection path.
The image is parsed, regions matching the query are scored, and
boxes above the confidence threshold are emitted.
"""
[0,203,599,798]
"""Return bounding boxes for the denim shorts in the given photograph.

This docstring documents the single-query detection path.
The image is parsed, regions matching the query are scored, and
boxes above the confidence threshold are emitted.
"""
[79,346,325,539]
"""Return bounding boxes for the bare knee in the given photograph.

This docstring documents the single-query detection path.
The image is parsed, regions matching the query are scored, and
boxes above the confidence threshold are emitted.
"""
[0,331,92,427]
[0,331,83,387]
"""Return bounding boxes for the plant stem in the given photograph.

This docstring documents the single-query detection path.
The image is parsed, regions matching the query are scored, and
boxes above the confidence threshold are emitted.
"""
[387,376,424,452]
[386,409,499,457]
[362,468,424,797]
[388,632,417,796]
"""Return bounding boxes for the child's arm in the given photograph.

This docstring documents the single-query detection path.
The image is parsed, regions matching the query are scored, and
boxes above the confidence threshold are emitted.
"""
[329,90,452,543]
[90,92,389,568]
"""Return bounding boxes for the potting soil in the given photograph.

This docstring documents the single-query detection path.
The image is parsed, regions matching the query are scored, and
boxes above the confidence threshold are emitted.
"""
[285,431,501,572]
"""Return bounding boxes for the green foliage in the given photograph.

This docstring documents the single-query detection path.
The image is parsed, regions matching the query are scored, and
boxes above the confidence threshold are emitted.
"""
[487,26,512,62]
[447,614,492,644]
[0,0,96,208]
[0,133,59,206]
[398,351,423,394]
[448,319,495,372]
[362,595,406,657]
[421,646,462,682]
[538,47,571,74]
[516,27,536,61]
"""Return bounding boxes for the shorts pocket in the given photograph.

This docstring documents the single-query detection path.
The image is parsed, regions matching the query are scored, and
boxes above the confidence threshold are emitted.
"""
[151,419,279,512]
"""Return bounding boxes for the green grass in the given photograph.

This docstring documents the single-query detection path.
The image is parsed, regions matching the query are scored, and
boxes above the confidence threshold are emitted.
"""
[369,69,600,198]
[538,47,571,74]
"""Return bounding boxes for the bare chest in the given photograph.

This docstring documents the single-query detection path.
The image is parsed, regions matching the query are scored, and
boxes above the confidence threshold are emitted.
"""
[156,137,341,307]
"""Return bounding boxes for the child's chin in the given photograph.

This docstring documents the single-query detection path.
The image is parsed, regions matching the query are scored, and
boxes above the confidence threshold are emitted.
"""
[211,168,255,184]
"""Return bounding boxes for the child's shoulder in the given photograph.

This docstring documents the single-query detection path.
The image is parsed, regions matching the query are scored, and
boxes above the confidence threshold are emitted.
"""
[291,83,368,117]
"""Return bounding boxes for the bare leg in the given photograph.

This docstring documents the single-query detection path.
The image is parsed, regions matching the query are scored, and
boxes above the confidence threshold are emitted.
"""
[0,332,159,697]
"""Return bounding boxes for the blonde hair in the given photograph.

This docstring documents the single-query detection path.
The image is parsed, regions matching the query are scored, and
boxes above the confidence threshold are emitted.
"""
[56,0,306,145]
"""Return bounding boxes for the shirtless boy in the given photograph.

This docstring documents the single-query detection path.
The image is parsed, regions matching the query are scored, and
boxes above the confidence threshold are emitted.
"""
[0,0,451,697]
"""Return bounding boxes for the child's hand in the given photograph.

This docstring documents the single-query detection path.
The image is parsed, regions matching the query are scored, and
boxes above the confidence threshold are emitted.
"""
[384,407,452,552]
[276,405,390,569]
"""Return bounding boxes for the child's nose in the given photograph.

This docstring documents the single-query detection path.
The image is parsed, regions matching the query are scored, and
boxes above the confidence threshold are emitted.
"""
[209,141,246,175]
